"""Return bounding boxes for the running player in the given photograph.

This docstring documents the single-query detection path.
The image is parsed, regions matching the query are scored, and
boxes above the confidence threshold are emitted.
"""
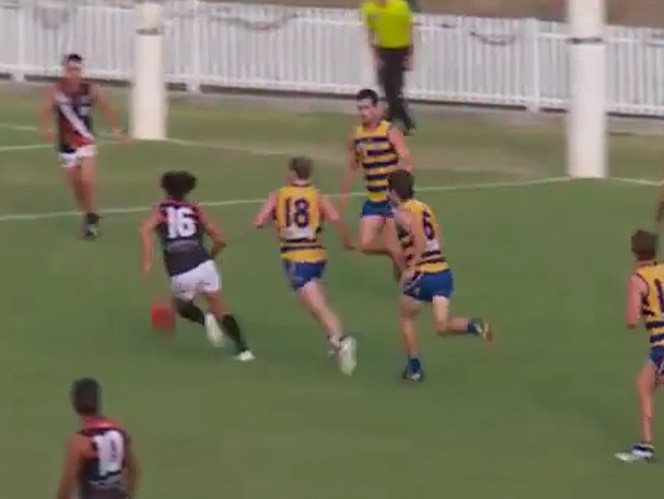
[140,170,254,362]
[386,170,493,381]
[38,53,123,239]
[339,88,413,264]
[616,230,664,462]
[254,157,357,375]
[56,378,139,499]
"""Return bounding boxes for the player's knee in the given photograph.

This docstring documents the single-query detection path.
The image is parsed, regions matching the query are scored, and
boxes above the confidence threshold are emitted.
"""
[434,319,450,336]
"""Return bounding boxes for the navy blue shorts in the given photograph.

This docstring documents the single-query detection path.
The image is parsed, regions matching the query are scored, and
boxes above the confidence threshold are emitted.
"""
[360,199,393,219]
[402,269,454,303]
[282,260,326,291]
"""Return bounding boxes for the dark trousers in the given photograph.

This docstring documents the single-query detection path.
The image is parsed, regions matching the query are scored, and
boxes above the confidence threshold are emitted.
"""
[377,47,415,132]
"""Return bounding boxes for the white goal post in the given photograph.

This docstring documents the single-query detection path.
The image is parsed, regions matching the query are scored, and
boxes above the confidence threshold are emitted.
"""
[130,1,167,140]
[567,0,607,179]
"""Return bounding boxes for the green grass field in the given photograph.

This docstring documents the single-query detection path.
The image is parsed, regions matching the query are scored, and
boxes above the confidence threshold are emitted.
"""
[1,89,664,499]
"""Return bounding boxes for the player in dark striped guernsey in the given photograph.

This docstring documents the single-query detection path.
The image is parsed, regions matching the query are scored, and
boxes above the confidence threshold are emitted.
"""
[56,378,139,499]
[140,170,254,361]
[38,53,124,239]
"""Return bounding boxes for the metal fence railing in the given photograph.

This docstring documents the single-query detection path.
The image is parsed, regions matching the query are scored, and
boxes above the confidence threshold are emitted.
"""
[1,0,664,116]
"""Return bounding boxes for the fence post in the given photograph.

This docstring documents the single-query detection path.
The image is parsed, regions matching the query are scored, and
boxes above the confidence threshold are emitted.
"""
[525,18,540,112]
[13,2,26,82]
[187,0,201,93]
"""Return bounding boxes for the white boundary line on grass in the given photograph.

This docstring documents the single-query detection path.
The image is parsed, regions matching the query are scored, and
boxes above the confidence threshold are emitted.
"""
[611,177,662,187]
[0,177,570,223]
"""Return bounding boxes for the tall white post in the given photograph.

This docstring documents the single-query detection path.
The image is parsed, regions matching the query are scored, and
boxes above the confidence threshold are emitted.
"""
[130,2,167,140]
[567,0,607,178]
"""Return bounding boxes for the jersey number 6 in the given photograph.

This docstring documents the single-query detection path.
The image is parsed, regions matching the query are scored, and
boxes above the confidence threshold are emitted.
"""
[421,212,435,240]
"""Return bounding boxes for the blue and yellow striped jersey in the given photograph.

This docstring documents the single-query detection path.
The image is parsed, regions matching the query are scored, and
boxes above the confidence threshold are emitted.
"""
[274,184,326,263]
[353,120,399,203]
[397,199,448,273]
[636,262,664,349]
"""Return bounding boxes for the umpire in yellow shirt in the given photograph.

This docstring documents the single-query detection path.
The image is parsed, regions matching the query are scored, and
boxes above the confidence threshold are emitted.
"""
[361,0,415,134]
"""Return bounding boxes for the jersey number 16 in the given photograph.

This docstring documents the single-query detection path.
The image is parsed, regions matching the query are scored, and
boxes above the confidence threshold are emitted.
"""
[166,206,196,239]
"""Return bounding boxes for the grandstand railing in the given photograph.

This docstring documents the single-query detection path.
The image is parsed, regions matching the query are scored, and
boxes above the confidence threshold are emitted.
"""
[1,0,664,116]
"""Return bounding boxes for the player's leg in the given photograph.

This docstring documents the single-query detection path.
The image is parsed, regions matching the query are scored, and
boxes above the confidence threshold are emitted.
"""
[290,262,356,374]
[197,261,253,360]
[398,293,423,381]
[615,360,659,462]
[78,147,100,237]
[426,270,493,341]
[60,152,85,212]
[357,214,389,256]
[169,270,205,326]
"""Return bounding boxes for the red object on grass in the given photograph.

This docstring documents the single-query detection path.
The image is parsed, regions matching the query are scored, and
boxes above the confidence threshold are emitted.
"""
[151,301,176,331]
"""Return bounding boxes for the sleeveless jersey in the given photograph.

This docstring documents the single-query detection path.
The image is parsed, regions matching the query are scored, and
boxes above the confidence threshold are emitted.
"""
[636,262,664,349]
[53,79,95,150]
[77,417,129,499]
[274,184,326,263]
[397,199,448,273]
[155,200,210,276]
[353,120,399,203]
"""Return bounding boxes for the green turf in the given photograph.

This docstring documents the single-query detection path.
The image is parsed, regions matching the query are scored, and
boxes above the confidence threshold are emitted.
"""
[1,89,664,499]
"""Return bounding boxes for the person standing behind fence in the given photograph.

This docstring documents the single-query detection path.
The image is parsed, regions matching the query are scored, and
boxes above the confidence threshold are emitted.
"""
[361,0,415,135]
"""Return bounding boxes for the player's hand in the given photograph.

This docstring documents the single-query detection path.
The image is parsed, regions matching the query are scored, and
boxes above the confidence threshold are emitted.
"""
[342,238,355,251]
[141,260,152,278]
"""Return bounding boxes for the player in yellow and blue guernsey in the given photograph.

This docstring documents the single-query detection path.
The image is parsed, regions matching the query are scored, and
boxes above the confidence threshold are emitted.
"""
[254,157,358,375]
[385,170,493,382]
[339,88,412,270]
[616,230,664,463]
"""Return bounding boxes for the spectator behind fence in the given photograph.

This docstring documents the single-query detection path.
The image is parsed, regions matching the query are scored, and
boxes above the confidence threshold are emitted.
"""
[361,0,415,135]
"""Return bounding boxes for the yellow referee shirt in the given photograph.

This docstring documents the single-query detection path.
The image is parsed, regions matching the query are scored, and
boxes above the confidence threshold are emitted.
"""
[361,0,412,49]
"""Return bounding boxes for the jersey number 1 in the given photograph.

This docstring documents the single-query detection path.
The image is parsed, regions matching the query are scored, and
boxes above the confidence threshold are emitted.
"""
[92,430,124,477]
[166,206,196,238]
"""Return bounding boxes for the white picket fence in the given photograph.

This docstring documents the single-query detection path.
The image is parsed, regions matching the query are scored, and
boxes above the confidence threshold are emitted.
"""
[1,0,664,116]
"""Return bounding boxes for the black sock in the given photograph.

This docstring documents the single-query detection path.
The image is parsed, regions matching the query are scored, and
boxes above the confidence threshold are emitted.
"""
[176,301,205,325]
[220,314,248,353]
[85,212,99,226]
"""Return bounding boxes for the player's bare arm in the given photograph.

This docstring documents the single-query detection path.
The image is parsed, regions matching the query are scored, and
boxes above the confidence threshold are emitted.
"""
[383,217,406,271]
[656,186,664,223]
[139,208,162,274]
[91,84,123,139]
[339,134,359,217]
[397,209,425,277]
[254,192,277,228]
[56,434,86,499]
[38,86,56,142]
[626,274,646,329]
[319,194,354,250]
[198,206,226,258]
[388,126,413,172]
[123,437,140,498]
